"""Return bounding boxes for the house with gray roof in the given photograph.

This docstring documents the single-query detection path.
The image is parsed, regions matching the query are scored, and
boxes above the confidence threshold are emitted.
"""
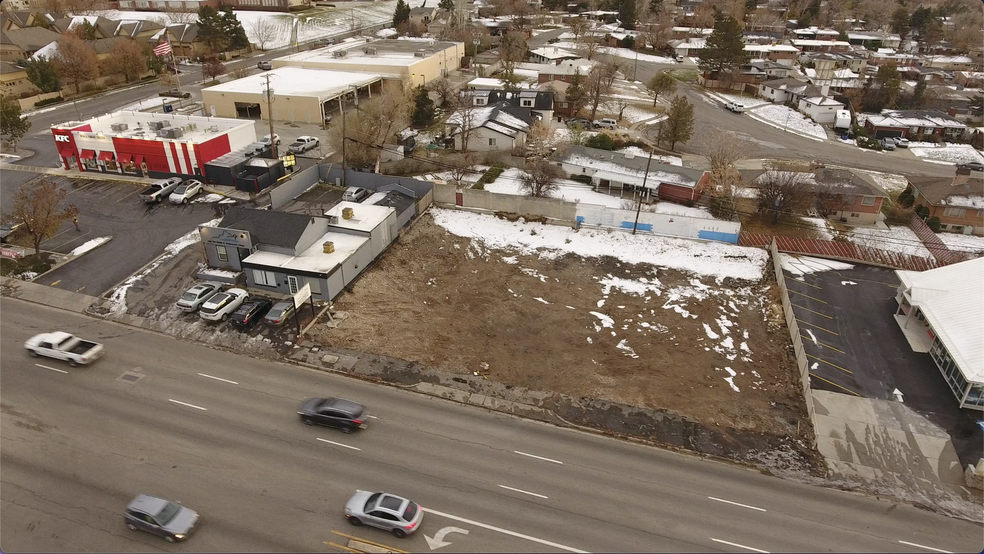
[757,77,821,104]
[0,25,60,62]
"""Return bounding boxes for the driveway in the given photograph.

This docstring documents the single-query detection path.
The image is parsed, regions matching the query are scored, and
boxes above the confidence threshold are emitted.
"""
[24,175,221,296]
[783,261,983,467]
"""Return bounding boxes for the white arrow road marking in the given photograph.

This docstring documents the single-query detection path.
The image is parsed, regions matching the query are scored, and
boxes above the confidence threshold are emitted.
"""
[197,373,238,385]
[316,438,361,451]
[168,399,207,411]
[422,508,587,553]
[514,451,563,464]
[498,485,548,499]
[710,538,769,553]
[893,388,904,402]
[708,497,766,512]
[898,541,952,553]
[424,526,469,550]
[35,364,68,374]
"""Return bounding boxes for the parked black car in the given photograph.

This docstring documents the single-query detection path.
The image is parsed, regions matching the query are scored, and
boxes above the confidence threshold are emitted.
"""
[229,298,273,329]
[159,89,191,99]
[263,300,296,327]
[297,397,368,433]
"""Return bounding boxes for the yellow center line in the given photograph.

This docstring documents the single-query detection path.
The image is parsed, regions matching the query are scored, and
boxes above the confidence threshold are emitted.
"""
[791,304,834,319]
[788,289,828,304]
[800,335,845,353]
[329,531,408,554]
[809,373,862,396]
[50,280,61,286]
[807,354,853,374]
[788,278,822,290]
[324,541,361,553]
[795,318,839,336]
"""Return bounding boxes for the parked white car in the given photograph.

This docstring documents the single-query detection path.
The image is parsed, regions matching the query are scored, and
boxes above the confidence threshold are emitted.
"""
[725,101,745,113]
[260,134,281,146]
[199,288,248,322]
[342,187,369,202]
[169,179,204,204]
[288,136,320,154]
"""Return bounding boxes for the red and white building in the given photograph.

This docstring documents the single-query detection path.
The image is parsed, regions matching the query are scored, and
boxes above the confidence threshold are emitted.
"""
[51,111,256,179]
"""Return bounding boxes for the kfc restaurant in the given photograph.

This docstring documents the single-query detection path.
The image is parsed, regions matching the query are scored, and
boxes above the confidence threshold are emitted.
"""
[51,111,257,179]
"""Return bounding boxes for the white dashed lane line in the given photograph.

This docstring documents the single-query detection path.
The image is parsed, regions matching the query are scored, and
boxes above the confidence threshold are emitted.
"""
[899,540,952,553]
[168,399,207,411]
[197,373,239,385]
[710,538,769,553]
[498,485,548,499]
[514,451,563,464]
[316,438,361,451]
[708,496,766,512]
[34,364,67,374]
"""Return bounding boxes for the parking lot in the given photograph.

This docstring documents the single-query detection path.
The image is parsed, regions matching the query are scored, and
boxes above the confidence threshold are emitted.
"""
[5,175,221,296]
[783,262,984,466]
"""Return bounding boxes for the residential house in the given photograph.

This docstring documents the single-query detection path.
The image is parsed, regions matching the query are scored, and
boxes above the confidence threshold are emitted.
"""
[804,66,862,92]
[533,58,595,84]
[757,77,820,104]
[868,49,919,67]
[864,110,969,142]
[791,39,851,54]
[906,170,984,235]
[537,80,575,119]
[810,168,887,225]
[747,60,790,79]
[954,71,984,89]
[1,10,47,30]
[846,31,901,50]
[667,26,712,40]
[669,37,704,58]
[0,59,39,97]
[529,46,579,65]
[923,55,976,72]
[743,43,799,67]
[408,6,439,27]
[119,0,220,9]
[606,29,643,48]
[0,25,60,62]
[446,101,533,152]
[899,65,948,85]
[164,23,208,61]
[550,145,710,204]
[798,95,844,124]
[893,257,984,411]
[791,26,841,41]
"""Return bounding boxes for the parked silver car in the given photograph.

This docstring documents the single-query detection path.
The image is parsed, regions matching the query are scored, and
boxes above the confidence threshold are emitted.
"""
[344,491,422,538]
[175,282,223,312]
[124,494,199,543]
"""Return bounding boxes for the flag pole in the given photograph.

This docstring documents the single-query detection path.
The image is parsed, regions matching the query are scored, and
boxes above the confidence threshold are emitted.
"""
[171,39,180,93]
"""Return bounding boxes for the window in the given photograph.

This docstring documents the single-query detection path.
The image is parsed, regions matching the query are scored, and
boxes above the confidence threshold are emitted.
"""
[521,99,534,107]
[216,245,228,262]
[559,102,568,108]
[547,75,553,81]
[253,269,277,286]
[488,138,496,146]
[850,212,860,218]
[943,207,966,218]
[474,97,486,106]
[861,196,875,206]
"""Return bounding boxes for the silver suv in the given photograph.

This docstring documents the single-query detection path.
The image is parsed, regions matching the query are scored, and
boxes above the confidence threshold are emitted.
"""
[344,491,422,538]
[124,494,199,543]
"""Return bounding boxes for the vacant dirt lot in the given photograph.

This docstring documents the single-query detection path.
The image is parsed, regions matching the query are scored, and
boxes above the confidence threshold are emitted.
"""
[315,214,809,438]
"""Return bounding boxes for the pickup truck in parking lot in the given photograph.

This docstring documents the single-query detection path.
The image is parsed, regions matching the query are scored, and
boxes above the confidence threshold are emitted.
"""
[140,177,183,203]
[25,331,103,367]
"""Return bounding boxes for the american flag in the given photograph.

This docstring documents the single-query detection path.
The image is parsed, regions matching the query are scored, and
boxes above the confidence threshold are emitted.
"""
[153,40,172,57]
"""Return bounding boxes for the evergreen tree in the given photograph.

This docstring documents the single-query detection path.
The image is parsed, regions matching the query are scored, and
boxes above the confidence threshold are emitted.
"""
[646,72,675,106]
[411,86,435,127]
[648,0,662,13]
[659,95,694,151]
[618,0,637,30]
[697,15,749,76]
[394,0,411,27]
[220,5,251,50]
[197,6,228,53]
[0,95,32,150]
[566,72,586,115]
[439,0,454,10]
[890,7,910,41]
[25,55,61,93]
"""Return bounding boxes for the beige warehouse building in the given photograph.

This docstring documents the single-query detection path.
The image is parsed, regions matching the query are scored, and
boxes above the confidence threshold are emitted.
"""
[201,67,382,123]
[273,38,465,87]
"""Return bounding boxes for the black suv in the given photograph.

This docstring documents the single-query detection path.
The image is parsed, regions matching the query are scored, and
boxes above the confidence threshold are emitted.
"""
[229,298,273,329]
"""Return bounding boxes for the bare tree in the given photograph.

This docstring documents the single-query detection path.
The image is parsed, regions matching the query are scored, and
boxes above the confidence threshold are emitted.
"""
[446,153,476,187]
[565,121,589,146]
[525,120,558,160]
[246,18,281,51]
[330,83,411,170]
[639,10,673,52]
[569,17,591,41]
[429,77,457,107]
[578,35,601,61]
[814,188,847,219]
[158,72,180,89]
[7,180,78,260]
[54,34,99,95]
[229,65,252,79]
[162,4,198,24]
[107,39,148,83]
[448,94,479,152]
[584,62,618,120]
[756,169,815,223]
[700,130,747,177]
[498,30,528,89]
[519,160,564,198]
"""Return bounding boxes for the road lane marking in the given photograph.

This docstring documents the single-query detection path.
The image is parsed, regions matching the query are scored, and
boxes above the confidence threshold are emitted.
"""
[806,354,853,374]
[788,289,827,303]
[514,451,563,464]
[367,415,378,419]
[168,399,207,411]
[497,485,548,499]
[791,303,833,319]
[898,541,952,553]
[799,335,845,353]
[324,541,360,553]
[711,538,769,553]
[197,373,239,385]
[328,531,408,553]
[50,280,61,286]
[317,438,360,451]
[35,364,68,374]
[796,319,839,336]
[707,497,766,512]
[422,507,587,553]
[808,373,861,396]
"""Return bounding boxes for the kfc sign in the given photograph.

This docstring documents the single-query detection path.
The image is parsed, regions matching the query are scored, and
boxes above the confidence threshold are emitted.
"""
[54,134,71,143]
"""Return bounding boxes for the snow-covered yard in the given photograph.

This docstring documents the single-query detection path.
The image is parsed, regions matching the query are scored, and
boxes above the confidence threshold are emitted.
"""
[937,232,984,255]
[909,143,984,166]
[704,91,771,110]
[747,104,828,141]
[848,225,932,258]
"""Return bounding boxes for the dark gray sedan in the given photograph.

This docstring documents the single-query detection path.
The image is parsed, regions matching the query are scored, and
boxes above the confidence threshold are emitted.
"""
[344,491,422,538]
[124,494,199,543]
[297,397,368,433]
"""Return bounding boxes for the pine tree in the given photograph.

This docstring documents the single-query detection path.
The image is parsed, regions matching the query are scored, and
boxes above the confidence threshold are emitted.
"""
[659,95,694,151]
[394,0,411,27]
[25,55,61,93]
[618,0,637,30]
[220,5,251,51]
[439,0,454,10]
[411,86,435,127]
[566,72,586,115]
[697,14,749,76]
[0,95,32,150]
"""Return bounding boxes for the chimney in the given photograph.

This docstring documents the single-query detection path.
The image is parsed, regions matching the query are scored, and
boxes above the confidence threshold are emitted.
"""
[953,166,971,185]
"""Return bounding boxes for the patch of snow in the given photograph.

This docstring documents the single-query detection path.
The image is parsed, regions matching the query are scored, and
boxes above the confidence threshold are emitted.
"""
[590,311,615,330]
[910,144,984,165]
[616,338,639,358]
[748,104,828,140]
[849,226,931,258]
[599,275,662,296]
[800,217,833,239]
[70,237,111,256]
[779,254,854,276]
[936,232,984,255]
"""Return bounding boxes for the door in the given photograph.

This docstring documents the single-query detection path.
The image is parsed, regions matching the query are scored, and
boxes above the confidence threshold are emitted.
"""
[287,275,299,295]
[366,510,399,531]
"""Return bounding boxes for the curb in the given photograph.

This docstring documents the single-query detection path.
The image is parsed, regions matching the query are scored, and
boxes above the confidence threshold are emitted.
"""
[31,237,114,284]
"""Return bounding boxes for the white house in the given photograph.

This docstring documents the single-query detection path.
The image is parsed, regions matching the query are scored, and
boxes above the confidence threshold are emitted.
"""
[797,96,845,124]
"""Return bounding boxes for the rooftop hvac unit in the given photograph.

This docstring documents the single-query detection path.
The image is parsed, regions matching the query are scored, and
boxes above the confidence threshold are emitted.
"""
[161,128,184,139]
[414,51,427,58]
[326,214,339,224]
[342,207,354,220]
[148,121,164,130]
[110,123,129,132]
[322,241,335,254]
[160,120,170,128]
[332,50,348,58]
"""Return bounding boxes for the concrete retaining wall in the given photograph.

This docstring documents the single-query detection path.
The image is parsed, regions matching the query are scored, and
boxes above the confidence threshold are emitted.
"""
[432,183,577,223]
[576,204,741,243]
[269,165,321,210]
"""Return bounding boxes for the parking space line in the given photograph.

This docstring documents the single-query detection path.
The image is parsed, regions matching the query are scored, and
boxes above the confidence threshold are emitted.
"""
[115,188,144,203]
[796,319,839,336]
[791,304,834,319]
[788,278,822,290]
[809,373,861,396]
[329,531,408,553]
[806,354,853,374]
[800,335,844,353]
[787,289,828,304]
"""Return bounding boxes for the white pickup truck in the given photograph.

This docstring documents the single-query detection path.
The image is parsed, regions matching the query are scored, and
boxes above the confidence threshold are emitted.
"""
[139,177,183,203]
[25,331,104,367]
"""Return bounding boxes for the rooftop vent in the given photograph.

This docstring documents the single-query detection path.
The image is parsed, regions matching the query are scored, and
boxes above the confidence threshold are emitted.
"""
[414,51,427,58]
[332,50,348,58]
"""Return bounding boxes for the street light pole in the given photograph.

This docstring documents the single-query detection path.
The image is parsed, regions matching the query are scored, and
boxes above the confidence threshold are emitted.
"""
[263,73,277,158]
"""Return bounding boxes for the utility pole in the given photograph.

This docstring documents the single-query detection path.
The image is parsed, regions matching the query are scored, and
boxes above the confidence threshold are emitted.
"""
[341,95,346,188]
[263,74,277,158]
[632,149,655,235]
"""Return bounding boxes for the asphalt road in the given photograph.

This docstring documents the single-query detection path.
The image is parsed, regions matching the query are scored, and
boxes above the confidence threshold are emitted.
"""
[2,299,981,553]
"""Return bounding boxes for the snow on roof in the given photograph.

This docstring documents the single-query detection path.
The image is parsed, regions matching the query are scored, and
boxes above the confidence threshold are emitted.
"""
[866,111,966,129]
[564,154,699,187]
[896,257,984,383]
[30,40,58,60]
[323,201,394,233]
[744,44,799,53]
[203,67,380,99]
[530,47,578,59]
[376,28,398,38]
[926,55,974,64]
[792,39,850,46]
[484,121,519,137]
[244,231,367,275]
[942,195,984,209]
[468,77,507,88]
[52,110,251,144]
[802,96,844,106]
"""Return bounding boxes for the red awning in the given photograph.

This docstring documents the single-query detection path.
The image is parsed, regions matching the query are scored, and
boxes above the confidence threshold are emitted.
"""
[117,153,133,163]
[133,155,144,166]
[98,151,115,161]
[79,149,96,158]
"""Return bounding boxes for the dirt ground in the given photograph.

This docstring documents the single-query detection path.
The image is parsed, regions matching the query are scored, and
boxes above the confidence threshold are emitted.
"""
[315,214,809,438]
